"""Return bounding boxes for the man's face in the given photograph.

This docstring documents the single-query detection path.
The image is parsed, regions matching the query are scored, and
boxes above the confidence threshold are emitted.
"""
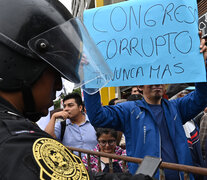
[63,98,82,119]
[138,84,165,104]
[32,68,62,116]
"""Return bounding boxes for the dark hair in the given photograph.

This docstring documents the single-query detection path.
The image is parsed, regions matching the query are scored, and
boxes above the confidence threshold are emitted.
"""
[108,98,118,105]
[63,93,83,107]
[131,86,142,94]
[127,94,143,101]
[96,128,118,140]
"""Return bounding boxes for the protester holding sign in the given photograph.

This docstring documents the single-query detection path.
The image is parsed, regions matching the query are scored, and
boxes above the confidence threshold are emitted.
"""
[83,37,207,180]
[83,1,207,179]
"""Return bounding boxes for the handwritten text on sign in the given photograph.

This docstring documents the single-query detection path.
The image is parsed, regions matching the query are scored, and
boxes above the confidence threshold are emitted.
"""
[83,0,206,87]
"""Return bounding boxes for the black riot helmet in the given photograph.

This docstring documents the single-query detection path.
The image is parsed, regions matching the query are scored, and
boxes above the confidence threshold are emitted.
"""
[0,0,84,121]
[0,0,81,91]
[0,0,112,121]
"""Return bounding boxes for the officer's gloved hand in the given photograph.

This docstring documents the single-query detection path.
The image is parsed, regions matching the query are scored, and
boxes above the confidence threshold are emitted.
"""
[131,173,157,180]
[88,171,131,180]
[88,171,157,180]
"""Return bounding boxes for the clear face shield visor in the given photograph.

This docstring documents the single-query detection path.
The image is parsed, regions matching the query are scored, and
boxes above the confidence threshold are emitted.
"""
[28,18,112,94]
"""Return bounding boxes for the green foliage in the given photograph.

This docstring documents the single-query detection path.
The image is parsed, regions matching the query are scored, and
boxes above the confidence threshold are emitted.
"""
[53,99,61,109]
[72,88,81,96]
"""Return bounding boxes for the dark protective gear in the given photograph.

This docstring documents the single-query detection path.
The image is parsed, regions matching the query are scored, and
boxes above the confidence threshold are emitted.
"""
[0,0,83,121]
[0,0,111,121]
[88,171,157,180]
[0,0,79,91]
[0,97,89,179]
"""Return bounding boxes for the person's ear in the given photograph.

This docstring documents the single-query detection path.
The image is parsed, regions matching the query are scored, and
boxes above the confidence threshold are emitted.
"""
[138,85,143,92]
[79,105,83,112]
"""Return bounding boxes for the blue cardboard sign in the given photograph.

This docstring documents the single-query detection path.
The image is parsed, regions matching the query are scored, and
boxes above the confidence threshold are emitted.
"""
[83,0,206,87]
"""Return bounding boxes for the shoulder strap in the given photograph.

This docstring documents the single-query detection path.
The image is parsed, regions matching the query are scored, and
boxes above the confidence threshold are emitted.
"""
[60,120,66,141]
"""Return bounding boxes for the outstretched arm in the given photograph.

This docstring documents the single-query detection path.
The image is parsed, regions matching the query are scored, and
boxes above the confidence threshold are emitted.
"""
[83,90,128,131]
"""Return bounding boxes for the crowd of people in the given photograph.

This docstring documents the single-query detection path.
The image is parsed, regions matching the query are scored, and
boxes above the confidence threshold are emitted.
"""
[83,79,207,180]
[41,83,207,180]
[43,92,129,173]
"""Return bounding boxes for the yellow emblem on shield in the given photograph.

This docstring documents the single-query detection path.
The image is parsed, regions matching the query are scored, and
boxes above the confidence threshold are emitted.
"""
[33,138,89,180]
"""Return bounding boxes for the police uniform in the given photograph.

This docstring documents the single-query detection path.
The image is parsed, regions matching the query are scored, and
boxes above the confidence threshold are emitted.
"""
[0,0,110,179]
[0,96,89,179]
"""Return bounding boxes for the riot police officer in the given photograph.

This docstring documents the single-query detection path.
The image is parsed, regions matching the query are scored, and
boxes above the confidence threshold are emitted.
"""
[0,0,110,179]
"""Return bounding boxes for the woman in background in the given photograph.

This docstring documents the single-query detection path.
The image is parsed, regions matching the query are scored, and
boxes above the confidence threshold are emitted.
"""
[82,128,127,173]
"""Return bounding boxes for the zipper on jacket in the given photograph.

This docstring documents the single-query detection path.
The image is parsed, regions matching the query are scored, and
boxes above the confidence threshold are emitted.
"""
[174,114,177,121]
[173,114,181,179]
[136,111,143,119]
[143,126,146,144]
[159,130,161,180]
